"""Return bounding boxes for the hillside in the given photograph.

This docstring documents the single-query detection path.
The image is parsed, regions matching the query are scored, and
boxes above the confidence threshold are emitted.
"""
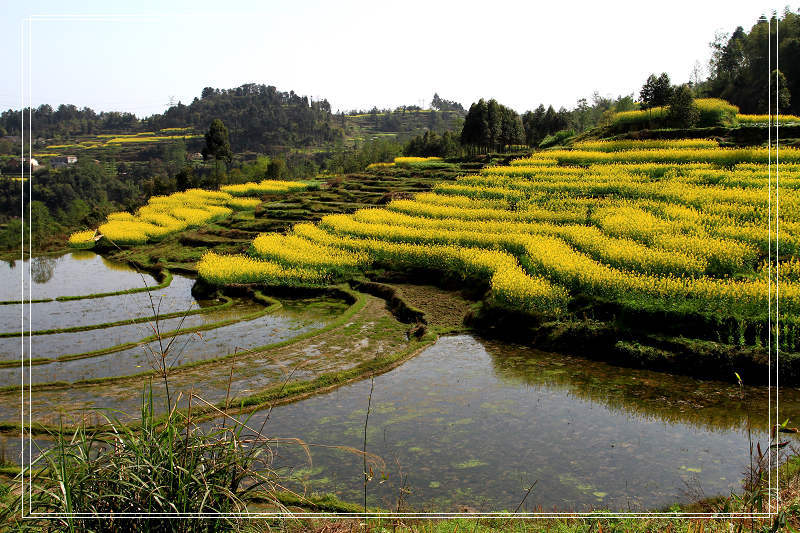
[0,84,464,164]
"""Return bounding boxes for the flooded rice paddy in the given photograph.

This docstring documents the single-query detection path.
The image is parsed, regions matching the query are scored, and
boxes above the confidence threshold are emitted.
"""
[0,300,341,386]
[0,297,251,362]
[245,335,800,512]
[1,271,199,333]
[2,294,395,426]
[0,250,157,301]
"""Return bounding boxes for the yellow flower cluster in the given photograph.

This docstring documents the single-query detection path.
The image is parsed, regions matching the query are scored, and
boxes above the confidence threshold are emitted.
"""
[221,179,312,196]
[72,188,259,247]
[196,251,323,285]
[388,198,586,224]
[159,127,193,133]
[440,167,800,233]
[289,223,568,313]
[515,147,800,166]
[394,156,443,165]
[518,235,790,316]
[107,212,136,222]
[104,134,201,144]
[251,233,368,270]
[351,208,704,276]
[737,114,800,124]
[67,230,97,249]
[227,197,262,210]
[574,139,720,152]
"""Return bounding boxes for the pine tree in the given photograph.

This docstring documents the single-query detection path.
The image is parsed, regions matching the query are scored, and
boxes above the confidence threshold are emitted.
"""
[201,119,232,164]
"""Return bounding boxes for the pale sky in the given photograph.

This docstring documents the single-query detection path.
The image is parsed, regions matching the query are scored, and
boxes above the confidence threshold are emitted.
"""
[0,0,794,117]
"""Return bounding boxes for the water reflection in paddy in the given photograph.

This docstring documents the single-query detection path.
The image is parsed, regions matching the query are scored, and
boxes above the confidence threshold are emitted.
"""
[0,298,351,425]
[0,298,349,386]
[0,297,246,361]
[250,335,799,512]
[0,251,156,301]
[0,274,199,333]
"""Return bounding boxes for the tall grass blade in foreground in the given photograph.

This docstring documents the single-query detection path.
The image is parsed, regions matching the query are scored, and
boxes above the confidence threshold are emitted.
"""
[1,383,287,532]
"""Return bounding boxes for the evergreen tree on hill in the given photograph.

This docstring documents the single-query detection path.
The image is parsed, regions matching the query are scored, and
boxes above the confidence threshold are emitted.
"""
[202,119,232,164]
[640,73,673,109]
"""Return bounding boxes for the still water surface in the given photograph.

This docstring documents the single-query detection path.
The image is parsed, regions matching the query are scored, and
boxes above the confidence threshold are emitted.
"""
[250,335,799,512]
[0,251,156,301]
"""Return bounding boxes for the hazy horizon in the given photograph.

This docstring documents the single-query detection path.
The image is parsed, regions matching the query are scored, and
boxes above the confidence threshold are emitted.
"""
[1,0,795,118]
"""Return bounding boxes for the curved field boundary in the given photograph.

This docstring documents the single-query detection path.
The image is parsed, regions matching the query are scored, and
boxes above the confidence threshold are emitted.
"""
[0,294,273,369]
[197,332,436,421]
[0,269,172,306]
[0,335,435,435]
[0,286,364,394]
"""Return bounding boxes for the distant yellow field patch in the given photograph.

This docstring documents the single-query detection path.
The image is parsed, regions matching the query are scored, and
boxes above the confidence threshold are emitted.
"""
[737,114,800,124]
[159,127,193,133]
[105,134,201,144]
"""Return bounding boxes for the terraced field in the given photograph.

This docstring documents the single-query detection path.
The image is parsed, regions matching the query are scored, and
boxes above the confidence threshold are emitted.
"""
[10,166,473,428]
[194,140,800,381]
[4,252,385,426]
[99,163,466,273]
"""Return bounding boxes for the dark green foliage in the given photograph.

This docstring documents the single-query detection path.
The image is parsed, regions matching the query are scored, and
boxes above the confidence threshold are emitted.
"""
[403,130,461,157]
[524,94,638,143]
[522,105,547,145]
[0,84,345,152]
[160,140,187,176]
[640,73,673,109]
[0,104,138,139]
[430,93,465,112]
[522,105,568,146]
[227,156,269,184]
[667,85,700,128]
[704,10,799,114]
[175,165,198,191]
[266,156,288,179]
[773,69,792,111]
[166,85,342,152]
[0,158,147,248]
[0,159,116,223]
[29,201,59,246]
[460,99,523,152]
[0,219,23,249]
[324,138,404,174]
[461,99,489,150]
[202,119,233,164]
[0,137,15,155]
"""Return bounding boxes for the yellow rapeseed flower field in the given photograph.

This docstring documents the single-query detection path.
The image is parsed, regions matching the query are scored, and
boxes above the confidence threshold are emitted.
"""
[156,139,799,321]
[68,182,301,247]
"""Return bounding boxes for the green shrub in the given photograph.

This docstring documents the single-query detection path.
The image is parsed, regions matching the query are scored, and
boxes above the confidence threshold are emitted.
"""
[610,98,738,131]
[539,129,575,148]
[695,98,738,127]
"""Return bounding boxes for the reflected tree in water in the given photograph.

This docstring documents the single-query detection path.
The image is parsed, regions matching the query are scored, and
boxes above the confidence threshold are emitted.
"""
[30,256,56,284]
